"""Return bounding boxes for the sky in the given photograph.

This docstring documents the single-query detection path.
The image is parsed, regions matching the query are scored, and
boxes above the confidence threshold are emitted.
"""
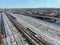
[0,0,60,8]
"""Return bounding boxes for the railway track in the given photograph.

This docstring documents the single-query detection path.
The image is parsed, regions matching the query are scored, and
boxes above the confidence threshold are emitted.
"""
[5,12,44,45]
[4,12,60,45]
[1,12,6,38]
[0,12,2,45]
[3,12,29,45]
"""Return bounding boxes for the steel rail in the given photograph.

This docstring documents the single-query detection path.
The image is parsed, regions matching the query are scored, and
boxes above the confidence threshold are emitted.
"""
[6,13,44,45]
[1,12,6,38]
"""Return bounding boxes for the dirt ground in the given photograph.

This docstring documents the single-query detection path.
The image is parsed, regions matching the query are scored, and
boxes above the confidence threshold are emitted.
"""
[0,33,2,45]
